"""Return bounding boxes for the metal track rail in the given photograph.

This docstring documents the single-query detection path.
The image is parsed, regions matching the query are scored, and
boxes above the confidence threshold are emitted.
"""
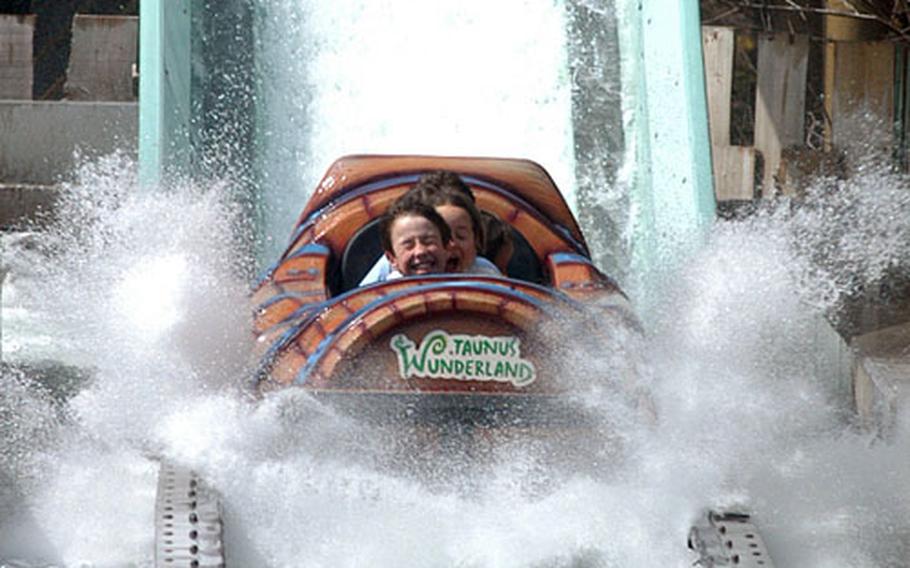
[688,510,775,567]
[154,461,225,568]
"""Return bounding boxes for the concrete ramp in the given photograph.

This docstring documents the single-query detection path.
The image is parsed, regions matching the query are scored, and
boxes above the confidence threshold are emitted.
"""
[0,100,136,227]
[852,322,910,435]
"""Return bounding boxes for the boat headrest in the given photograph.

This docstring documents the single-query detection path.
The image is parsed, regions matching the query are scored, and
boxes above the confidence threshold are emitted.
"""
[340,218,384,292]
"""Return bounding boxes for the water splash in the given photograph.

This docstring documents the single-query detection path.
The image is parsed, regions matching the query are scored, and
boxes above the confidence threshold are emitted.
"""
[0,153,255,566]
[5,89,910,568]
[640,150,910,566]
[253,0,578,261]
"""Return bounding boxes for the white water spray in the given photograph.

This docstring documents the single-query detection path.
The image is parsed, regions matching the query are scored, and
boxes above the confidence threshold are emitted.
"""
[0,154,254,566]
[2,142,909,567]
[253,0,578,261]
[2,3,910,566]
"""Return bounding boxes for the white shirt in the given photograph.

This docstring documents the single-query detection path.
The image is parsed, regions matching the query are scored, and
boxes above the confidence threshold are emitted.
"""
[359,255,501,286]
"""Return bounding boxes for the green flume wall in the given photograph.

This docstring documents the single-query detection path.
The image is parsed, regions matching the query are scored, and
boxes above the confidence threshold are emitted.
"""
[138,0,716,307]
[138,0,191,187]
[621,0,716,315]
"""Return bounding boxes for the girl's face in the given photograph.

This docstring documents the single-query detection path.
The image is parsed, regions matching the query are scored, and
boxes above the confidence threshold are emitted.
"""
[435,204,477,272]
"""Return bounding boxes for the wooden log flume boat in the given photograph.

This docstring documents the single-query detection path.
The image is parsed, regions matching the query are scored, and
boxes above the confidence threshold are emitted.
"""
[249,155,638,419]
[154,156,779,567]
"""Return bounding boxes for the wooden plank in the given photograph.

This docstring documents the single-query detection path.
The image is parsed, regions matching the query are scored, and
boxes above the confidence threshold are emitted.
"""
[701,25,735,149]
[0,15,35,100]
[701,27,754,203]
[66,15,138,101]
[777,147,846,196]
[713,145,756,201]
[824,42,837,152]
[828,41,894,150]
[895,47,910,170]
[825,0,889,42]
[753,33,809,197]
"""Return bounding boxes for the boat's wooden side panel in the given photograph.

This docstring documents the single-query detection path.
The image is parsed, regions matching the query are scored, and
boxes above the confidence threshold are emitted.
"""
[284,185,408,260]
[281,182,582,269]
[295,298,539,392]
[260,278,568,393]
[250,155,634,399]
[300,155,584,246]
[252,245,332,335]
[546,253,623,300]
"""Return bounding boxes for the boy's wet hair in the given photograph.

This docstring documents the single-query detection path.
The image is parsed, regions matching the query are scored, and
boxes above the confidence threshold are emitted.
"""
[379,193,453,253]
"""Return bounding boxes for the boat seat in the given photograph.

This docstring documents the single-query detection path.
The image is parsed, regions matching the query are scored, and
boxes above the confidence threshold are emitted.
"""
[338,218,546,293]
[340,218,384,292]
[502,227,545,284]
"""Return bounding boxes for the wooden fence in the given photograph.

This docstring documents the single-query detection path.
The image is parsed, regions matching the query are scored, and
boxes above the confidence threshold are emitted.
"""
[0,15,35,99]
[702,25,897,201]
[66,15,138,101]
[0,14,137,101]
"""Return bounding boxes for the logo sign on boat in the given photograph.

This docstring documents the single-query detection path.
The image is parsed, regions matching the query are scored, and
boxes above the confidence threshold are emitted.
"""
[389,330,537,387]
